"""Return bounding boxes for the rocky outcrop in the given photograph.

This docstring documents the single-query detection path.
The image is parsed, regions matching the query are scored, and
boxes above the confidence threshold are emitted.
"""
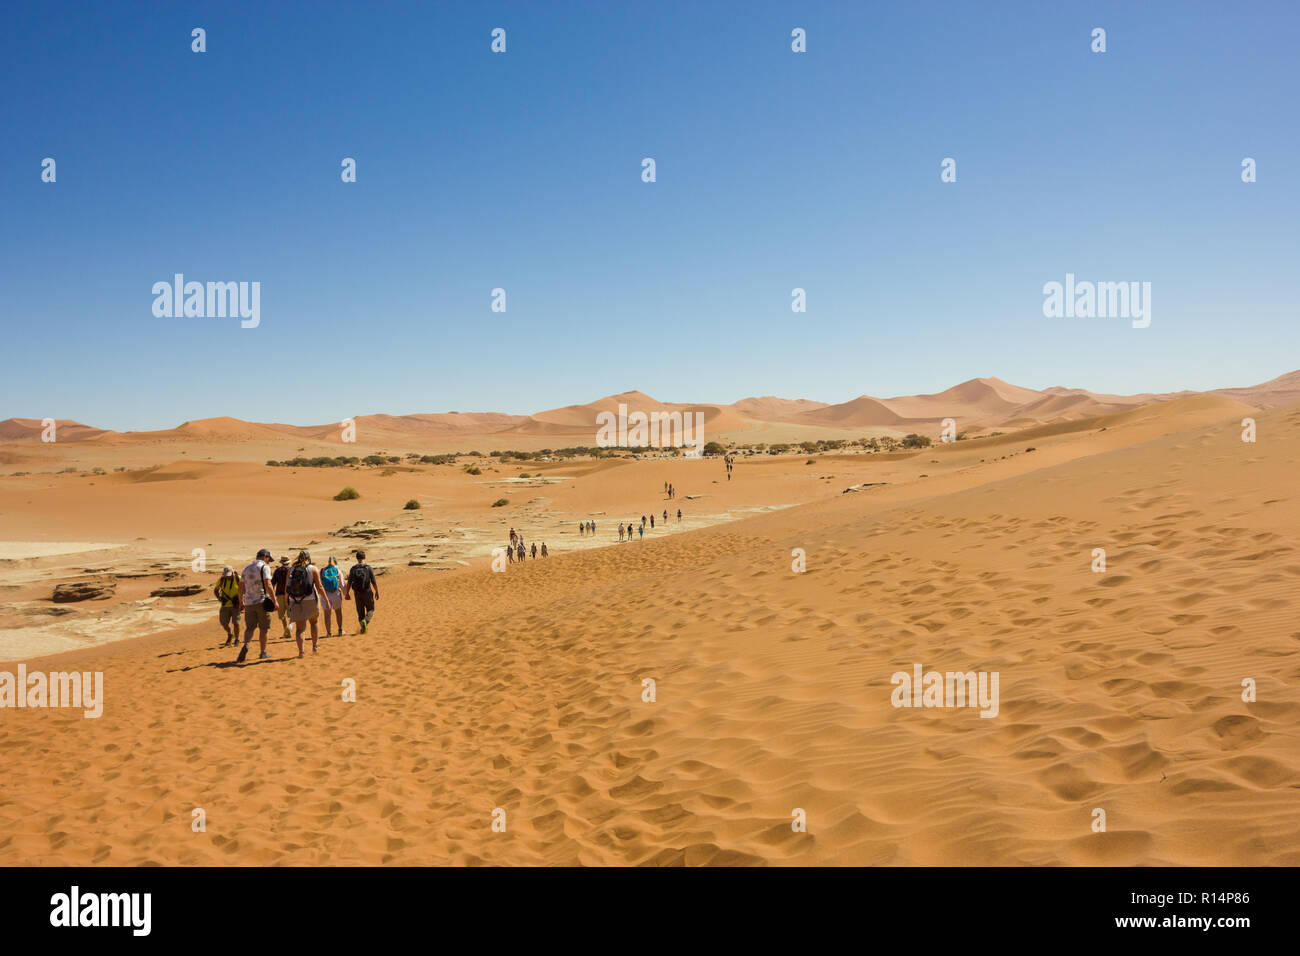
[52,581,115,603]
[150,584,203,598]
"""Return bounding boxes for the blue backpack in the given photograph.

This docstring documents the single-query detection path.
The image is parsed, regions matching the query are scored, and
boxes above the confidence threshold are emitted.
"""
[321,565,340,592]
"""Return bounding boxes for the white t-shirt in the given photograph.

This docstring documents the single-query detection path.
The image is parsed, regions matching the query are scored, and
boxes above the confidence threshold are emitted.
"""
[241,560,272,606]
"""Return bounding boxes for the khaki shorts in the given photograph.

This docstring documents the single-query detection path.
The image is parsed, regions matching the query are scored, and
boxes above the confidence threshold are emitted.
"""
[220,606,240,629]
[288,596,319,624]
[324,589,343,611]
[243,605,271,632]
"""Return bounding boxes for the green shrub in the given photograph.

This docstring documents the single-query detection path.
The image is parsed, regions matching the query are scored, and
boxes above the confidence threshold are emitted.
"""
[465,465,482,475]
[491,498,508,508]
[404,499,421,510]
[334,486,360,501]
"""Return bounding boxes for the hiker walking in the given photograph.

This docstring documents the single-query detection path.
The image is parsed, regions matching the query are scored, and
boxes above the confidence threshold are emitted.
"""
[342,549,379,634]
[236,548,276,663]
[271,556,292,639]
[320,555,345,637]
[286,550,328,657]
[214,565,242,646]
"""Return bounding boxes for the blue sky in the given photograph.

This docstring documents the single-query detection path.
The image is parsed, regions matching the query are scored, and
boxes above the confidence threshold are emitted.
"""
[2,0,1296,430]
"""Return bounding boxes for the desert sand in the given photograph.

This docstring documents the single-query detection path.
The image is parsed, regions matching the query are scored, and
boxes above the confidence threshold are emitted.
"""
[0,378,1296,865]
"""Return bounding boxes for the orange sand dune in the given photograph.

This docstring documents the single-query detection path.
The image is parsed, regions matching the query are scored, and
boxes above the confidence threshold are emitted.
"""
[518,390,751,437]
[4,369,1295,450]
[731,396,830,423]
[881,376,1044,421]
[0,418,114,443]
[1211,368,1300,409]
[0,395,1294,865]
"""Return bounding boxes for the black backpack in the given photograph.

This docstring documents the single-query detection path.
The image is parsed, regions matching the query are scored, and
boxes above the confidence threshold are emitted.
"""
[348,563,373,595]
[287,564,314,601]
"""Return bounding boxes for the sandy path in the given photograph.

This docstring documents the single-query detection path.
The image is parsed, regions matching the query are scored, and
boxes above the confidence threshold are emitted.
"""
[0,403,1295,865]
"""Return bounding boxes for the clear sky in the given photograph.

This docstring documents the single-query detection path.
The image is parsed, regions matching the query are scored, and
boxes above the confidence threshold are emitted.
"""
[2,0,1296,430]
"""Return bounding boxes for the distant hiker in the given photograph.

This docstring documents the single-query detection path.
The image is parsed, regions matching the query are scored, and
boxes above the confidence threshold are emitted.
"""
[638,524,644,539]
[510,528,517,546]
[236,548,276,663]
[271,555,292,639]
[286,550,328,657]
[320,555,344,637]
[530,542,537,559]
[516,542,525,562]
[589,521,595,534]
[578,522,584,536]
[619,523,625,541]
[507,542,515,562]
[215,565,242,646]
[677,508,682,521]
[541,543,548,557]
[650,513,654,528]
[342,549,379,634]
[663,509,668,523]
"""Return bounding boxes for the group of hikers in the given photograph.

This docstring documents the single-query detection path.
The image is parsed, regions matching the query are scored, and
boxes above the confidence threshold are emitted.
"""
[574,504,683,542]
[616,507,682,541]
[723,454,736,480]
[506,529,547,562]
[213,548,380,661]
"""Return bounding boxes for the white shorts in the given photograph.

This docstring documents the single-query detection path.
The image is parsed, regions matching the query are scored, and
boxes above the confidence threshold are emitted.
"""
[325,590,343,611]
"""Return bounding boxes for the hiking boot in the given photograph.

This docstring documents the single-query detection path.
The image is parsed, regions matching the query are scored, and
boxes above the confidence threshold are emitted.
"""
[259,651,270,660]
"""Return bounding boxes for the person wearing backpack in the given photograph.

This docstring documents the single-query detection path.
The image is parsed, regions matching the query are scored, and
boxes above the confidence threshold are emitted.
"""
[236,548,277,663]
[270,555,292,640]
[320,555,345,637]
[214,565,242,646]
[286,549,328,657]
[342,549,379,634]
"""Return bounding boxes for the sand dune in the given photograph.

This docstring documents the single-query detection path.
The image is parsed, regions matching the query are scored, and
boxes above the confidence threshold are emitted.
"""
[6,369,1292,450]
[0,418,113,443]
[731,396,830,423]
[1211,368,1300,409]
[0,392,1294,865]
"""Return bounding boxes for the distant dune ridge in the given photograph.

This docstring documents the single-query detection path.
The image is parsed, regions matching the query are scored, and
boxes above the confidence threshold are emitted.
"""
[2,371,1293,445]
